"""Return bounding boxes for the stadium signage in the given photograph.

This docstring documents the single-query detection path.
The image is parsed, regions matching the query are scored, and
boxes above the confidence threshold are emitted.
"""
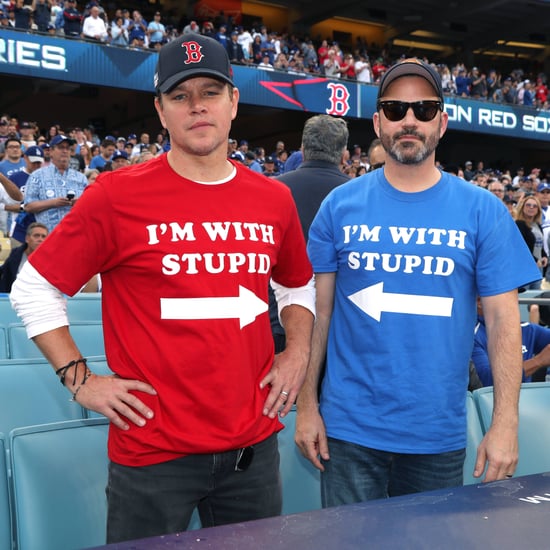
[0,37,66,71]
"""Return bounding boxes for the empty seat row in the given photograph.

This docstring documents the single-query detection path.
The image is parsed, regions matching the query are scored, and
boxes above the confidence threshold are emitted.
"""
[0,322,105,360]
[0,293,102,325]
[0,362,548,549]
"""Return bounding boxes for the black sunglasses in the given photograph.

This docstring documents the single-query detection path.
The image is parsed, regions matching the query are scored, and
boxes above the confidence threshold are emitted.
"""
[377,100,443,122]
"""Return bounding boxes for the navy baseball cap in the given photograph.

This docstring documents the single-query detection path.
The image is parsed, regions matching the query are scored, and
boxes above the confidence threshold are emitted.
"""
[154,34,233,94]
[50,135,76,147]
[112,150,128,160]
[538,182,550,192]
[377,58,444,103]
[24,145,44,163]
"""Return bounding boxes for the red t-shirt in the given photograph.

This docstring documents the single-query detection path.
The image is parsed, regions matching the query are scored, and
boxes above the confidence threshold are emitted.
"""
[30,156,313,466]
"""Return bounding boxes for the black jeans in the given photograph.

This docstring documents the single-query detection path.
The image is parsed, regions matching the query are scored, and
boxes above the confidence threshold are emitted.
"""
[106,433,281,543]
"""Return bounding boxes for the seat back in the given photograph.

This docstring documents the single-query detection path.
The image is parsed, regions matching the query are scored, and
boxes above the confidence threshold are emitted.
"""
[474,382,550,477]
[8,321,105,359]
[66,293,102,322]
[278,408,321,514]
[0,359,85,435]
[0,434,11,550]
[0,326,7,360]
[463,391,484,485]
[10,418,109,550]
[0,295,19,324]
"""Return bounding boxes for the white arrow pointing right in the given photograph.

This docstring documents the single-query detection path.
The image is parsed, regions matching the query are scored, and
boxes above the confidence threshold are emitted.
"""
[161,285,268,329]
[348,282,453,322]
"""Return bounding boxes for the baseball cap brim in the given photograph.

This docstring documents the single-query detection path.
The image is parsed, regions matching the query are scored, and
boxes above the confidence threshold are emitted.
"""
[377,59,444,102]
[27,156,44,163]
[158,68,233,94]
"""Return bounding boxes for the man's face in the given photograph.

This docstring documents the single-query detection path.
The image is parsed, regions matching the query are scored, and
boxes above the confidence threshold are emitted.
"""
[102,144,116,159]
[26,226,48,253]
[538,189,550,207]
[112,157,129,170]
[155,77,238,159]
[4,141,22,162]
[373,76,447,166]
[50,142,71,169]
[25,156,43,173]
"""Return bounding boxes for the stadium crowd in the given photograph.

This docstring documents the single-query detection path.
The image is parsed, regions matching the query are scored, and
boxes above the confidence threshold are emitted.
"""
[1,0,549,109]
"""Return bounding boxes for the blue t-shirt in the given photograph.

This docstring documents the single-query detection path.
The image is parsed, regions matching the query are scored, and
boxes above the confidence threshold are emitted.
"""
[308,169,540,454]
[473,317,550,386]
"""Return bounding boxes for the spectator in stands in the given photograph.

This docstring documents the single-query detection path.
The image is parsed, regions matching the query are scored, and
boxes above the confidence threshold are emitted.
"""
[257,54,274,71]
[262,155,279,176]
[147,11,166,50]
[24,134,87,232]
[455,68,471,97]
[366,137,385,171]
[227,30,245,64]
[323,49,340,79]
[338,53,356,80]
[13,0,32,30]
[354,52,372,83]
[297,59,539,508]
[0,137,25,180]
[89,138,115,170]
[244,150,262,172]
[237,26,253,63]
[34,0,51,32]
[470,67,487,99]
[0,170,24,239]
[215,23,228,48]
[62,0,82,38]
[488,179,505,201]
[127,10,147,48]
[7,145,44,247]
[11,33,314,544]
[110,149,129,170]
[131,133,150,158]
[472,297,550,385]
[110,16,129,47]
[82,6,108,42]
[515,194,546,289]
[0,222,48,292]
[251,34,263,64]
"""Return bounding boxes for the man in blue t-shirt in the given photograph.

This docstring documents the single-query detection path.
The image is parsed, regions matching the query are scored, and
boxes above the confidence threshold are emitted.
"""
[296,59,540,507]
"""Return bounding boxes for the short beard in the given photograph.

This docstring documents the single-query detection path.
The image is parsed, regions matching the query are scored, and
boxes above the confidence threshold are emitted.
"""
[381,124,440,166]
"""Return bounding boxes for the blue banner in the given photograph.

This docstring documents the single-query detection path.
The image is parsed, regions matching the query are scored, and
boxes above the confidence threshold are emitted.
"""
[1,29,550,141]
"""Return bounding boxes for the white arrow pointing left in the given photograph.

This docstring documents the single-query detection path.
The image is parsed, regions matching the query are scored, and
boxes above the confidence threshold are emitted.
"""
[160,285,268,329]
[348,282,453,322]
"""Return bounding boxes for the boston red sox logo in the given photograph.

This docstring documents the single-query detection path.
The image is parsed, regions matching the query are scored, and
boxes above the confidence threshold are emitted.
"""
[326,83,350,116]
[181,41,204,64]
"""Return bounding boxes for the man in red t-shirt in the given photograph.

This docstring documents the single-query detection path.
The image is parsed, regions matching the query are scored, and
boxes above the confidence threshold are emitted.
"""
[11,35,314,543]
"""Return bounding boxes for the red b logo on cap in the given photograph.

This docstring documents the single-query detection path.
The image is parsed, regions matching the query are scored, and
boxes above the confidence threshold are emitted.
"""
[182,41,204,64]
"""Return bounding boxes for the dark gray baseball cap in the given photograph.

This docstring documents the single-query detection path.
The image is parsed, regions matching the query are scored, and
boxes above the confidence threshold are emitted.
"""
[377,58,444,102]
[154,34,234,94]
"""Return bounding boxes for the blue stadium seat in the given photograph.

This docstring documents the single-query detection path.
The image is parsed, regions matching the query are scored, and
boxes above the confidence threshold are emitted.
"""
[0,295,19,325]
[7,321,105,359]
[278,408,321,514]
[66,293,102,322]
[0,326,7,360]
[9,418,109,550]
[473,382,550,477]
[464,391,484,485]
[0,434,11,550]
[0,359,85,435]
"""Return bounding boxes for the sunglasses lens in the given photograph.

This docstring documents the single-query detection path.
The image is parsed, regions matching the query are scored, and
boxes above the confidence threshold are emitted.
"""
[378,101,441,122]
[381,102,407,121]
[414,102,440,121]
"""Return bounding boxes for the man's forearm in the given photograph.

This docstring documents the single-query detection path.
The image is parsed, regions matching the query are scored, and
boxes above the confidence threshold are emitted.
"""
[483,293,522,427]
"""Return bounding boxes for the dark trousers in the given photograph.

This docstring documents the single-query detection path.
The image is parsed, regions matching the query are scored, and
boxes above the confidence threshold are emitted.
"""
[106,433,281,543]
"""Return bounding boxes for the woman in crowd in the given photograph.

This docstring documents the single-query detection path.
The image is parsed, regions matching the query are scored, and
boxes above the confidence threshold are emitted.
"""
[515,194,547,289]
